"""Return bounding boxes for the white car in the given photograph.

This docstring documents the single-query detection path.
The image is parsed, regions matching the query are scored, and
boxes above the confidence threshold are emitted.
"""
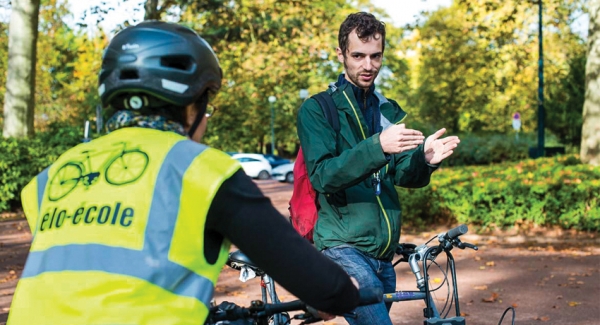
[231,153,272,180]
[272,162,294,183]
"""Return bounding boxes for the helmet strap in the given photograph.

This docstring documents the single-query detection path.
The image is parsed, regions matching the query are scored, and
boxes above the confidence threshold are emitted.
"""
[187,92,208,138]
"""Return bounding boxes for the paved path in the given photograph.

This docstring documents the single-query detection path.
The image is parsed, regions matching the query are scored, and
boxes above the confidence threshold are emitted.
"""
[0,179,598,325]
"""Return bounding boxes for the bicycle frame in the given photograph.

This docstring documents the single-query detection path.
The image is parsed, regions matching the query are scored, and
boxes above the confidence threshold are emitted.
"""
[384,248,464,324]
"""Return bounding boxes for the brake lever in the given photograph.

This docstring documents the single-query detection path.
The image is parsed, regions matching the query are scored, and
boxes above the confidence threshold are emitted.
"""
[457,242,479,250]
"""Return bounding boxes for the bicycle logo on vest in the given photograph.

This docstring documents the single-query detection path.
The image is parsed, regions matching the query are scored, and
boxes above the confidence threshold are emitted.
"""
[47,142,149,202]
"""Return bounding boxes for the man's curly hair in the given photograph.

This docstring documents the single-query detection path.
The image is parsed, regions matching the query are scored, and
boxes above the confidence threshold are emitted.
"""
[338,12,386,57]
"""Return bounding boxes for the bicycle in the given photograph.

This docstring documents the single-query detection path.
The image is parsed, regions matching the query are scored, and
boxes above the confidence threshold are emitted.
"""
[222,225,516,325]
[47,141,149,201]
[388,224,516,325]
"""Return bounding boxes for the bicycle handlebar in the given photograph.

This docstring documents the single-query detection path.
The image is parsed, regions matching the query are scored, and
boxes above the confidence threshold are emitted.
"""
[443,224,469,240]
[207,287,382,323]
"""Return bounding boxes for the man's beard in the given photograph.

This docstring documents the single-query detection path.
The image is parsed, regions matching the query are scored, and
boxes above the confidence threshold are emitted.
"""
[343,59,377,90]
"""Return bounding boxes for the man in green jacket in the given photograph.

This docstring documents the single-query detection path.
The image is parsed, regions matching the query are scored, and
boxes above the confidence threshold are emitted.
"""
[297,12,461,325]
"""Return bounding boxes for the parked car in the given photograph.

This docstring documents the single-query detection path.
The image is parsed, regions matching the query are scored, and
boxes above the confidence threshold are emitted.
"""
[272,162,294,183]
[231,153,272,180]
[262,154,292,169]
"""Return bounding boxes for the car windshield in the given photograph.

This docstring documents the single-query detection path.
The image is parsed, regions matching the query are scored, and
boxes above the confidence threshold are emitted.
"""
[264,154,284,162]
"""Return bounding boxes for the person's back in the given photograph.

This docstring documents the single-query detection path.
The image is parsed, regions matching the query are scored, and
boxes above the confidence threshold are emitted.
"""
[11,127,238,324]
[8,20,360,325]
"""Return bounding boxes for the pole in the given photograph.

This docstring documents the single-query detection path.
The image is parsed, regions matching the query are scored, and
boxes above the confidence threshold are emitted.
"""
[270,102,275,154]
[537,0,545,157]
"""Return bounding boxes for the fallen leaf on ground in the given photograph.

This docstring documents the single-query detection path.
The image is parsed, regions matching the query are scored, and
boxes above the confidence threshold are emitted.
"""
[482,292,499,303]
[486,261,495,266]
[474,285,488,290]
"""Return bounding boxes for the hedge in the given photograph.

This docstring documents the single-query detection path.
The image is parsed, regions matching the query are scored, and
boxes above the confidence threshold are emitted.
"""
[0,123,84,212]
[398,155,600,232]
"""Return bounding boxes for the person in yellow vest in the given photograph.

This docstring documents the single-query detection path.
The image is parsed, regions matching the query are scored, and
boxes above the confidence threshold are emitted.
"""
[8,21,360,325]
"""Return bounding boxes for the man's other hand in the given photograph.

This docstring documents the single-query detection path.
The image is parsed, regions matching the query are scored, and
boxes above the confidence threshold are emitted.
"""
[424,128,460,165]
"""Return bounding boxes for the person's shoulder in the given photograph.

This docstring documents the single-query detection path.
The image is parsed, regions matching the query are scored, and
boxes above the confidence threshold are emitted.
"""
[299,93,325,116]
[380,96,404,112]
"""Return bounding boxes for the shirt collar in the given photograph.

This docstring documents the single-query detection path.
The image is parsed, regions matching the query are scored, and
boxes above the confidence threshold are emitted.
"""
[336,74,376,109]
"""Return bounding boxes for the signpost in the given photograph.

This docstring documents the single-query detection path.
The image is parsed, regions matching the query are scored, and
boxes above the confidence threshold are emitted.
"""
[512,112,521,141]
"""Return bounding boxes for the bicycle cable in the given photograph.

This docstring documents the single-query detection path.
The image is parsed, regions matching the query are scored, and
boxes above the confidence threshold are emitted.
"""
[497,306,516,325]
[424,235,437,246]
[427,257,454,318]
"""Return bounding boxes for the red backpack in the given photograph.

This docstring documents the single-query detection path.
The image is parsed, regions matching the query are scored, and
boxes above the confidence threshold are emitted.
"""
[289,91,339,243]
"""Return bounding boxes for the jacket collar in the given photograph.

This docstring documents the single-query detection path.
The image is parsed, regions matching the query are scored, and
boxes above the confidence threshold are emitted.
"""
[335,74,376,111]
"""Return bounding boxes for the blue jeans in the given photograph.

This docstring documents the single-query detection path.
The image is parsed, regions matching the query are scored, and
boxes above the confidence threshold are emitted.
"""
[322,245,395,325]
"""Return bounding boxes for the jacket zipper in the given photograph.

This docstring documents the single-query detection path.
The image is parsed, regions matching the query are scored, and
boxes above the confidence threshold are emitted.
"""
[342,90,393,259]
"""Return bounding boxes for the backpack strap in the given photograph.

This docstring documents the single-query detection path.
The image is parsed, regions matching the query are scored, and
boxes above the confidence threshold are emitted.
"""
[311,92,340,133]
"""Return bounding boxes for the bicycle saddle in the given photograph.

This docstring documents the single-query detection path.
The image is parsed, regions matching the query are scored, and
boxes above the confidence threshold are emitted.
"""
[227,250,264,275]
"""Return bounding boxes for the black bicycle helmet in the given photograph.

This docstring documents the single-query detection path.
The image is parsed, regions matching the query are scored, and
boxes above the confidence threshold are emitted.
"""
[98,21,222,111]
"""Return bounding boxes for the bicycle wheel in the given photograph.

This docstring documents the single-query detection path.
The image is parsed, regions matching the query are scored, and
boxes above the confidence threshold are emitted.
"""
[48,162,83,201]
[105,149,149,185]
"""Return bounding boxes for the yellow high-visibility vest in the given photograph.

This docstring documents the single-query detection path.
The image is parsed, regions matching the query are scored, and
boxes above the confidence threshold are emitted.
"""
[9,127,240,325]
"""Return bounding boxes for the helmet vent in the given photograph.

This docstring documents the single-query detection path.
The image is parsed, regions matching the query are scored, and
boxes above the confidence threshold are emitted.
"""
[161,55,193,71]
[120,69,139,80]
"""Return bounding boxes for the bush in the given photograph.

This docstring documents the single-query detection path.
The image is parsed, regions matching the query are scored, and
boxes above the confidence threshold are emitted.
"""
[0,123,83,212]
[444,132,565,166]
[398,155,600,232]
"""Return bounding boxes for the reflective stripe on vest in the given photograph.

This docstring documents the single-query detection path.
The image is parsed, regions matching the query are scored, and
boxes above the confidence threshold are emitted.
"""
[37,167,48,213]
[21,139,214,305]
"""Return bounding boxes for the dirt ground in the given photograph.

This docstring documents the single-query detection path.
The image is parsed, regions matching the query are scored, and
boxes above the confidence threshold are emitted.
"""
[0,179,598,325]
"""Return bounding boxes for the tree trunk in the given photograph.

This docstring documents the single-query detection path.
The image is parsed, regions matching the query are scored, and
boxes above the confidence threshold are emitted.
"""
[144,0,160,20]
[581,0,600,165]
[2,0,40,138]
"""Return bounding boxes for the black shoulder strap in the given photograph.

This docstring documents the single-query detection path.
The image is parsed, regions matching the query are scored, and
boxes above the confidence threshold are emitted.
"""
[312,91,340,133]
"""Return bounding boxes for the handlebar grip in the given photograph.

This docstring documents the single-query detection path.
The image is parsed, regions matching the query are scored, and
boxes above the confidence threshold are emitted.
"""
[263,300,306,314]
[358,287,383,306]
[446,224,468,240]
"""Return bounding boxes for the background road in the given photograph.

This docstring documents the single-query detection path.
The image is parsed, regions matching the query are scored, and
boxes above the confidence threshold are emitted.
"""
[0,179,597,325]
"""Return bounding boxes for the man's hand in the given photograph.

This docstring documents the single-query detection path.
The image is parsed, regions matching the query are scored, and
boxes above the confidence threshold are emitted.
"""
[380,124,425,155]
[424,128,460,165]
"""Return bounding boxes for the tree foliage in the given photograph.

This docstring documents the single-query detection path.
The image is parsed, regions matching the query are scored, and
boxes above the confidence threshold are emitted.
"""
[0,0,590,157]
[179,0,360,154]
[402,0,587,145]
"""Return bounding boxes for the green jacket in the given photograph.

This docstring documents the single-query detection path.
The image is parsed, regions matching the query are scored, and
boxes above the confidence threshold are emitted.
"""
[297,83,436,261]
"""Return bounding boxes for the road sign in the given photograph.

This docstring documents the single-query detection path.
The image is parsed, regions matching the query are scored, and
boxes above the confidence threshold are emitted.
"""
[512,112,521,131]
